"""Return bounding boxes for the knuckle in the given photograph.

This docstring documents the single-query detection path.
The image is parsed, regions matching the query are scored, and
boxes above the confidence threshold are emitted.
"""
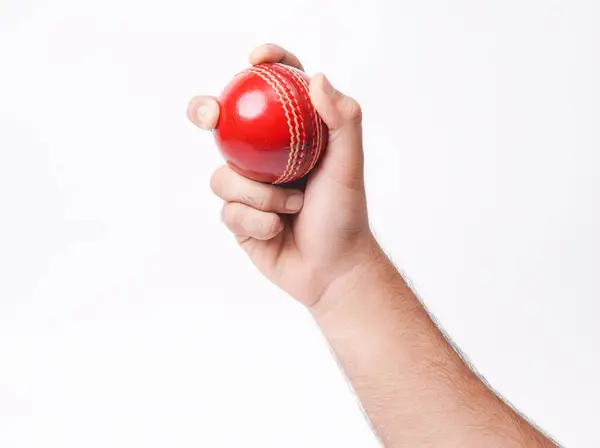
[209,167,227,195]
[242,186,276,211]
[222,203,281,240]
[257,214,281,238]
[260,188,277,210]
[239,192,259,209]
[220,203,235,227]
[222,204,245,235]
[345,97,363,123]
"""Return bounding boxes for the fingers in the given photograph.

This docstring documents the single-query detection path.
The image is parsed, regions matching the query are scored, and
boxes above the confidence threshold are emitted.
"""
[248,43,304,70]
[221,202,284,241]
[211,166,304,214]
[187,43,302,131]
[308,73,365,187]
[213,166,296,242]
[187,95,220,130]
[309,74,362,131]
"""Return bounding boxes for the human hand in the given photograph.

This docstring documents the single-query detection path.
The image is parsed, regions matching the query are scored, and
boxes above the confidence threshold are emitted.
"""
[187,44,381,309]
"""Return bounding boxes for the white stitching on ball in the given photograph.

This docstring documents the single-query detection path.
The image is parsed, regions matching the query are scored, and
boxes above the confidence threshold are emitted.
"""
[251,65,303,184]
[245,67,297,184]
[262,65,307,184]
[276,63,323,177]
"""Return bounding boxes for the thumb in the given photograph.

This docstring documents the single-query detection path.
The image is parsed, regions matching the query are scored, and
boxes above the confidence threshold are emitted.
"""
[309,73,365,189]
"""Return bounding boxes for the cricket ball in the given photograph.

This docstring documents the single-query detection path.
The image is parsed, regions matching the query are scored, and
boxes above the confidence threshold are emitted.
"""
[213,62,328,184]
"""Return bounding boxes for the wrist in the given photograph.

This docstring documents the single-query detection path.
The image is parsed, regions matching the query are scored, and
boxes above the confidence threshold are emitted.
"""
[308,237,403,320]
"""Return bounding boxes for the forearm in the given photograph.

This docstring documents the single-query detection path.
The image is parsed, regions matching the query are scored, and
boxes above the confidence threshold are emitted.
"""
[310,247,557,447]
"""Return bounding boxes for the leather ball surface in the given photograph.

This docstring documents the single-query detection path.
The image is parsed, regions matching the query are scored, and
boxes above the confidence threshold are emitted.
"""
[213,62,328,184]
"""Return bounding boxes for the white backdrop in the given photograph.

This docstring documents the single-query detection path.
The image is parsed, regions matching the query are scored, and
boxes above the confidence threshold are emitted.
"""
[1,0,599,446]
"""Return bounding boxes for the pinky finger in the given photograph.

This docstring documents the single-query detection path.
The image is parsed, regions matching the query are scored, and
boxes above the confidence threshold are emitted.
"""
[221,202,284,241]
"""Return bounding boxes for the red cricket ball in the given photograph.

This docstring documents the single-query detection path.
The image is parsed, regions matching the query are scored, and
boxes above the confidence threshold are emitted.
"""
[213,62,328,184]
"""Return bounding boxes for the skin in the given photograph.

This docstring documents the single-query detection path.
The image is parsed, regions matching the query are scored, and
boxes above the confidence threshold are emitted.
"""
[187,43,559,447]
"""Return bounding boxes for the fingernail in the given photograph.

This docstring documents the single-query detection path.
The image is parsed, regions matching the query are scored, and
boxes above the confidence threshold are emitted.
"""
[286,194,304,211]
[321,75,336,97]
[196,101,220,130]
[197,105,208,120]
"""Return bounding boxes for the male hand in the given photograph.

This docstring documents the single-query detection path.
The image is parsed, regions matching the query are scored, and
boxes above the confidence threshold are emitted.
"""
[187,44,380,309]
[187,44,560,448]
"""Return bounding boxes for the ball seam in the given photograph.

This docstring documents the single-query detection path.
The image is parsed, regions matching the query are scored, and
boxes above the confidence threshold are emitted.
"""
[245,66,299,183]
[261,65,308,184]
[276,63,323,177]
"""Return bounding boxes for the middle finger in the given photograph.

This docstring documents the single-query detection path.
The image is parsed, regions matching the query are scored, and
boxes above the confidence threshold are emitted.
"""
[210,166,304,214]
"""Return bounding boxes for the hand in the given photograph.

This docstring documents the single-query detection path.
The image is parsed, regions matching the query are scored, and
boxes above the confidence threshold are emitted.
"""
[187,44,381,309]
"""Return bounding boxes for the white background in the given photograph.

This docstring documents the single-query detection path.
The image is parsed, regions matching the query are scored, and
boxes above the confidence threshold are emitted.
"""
[1,0,599,446]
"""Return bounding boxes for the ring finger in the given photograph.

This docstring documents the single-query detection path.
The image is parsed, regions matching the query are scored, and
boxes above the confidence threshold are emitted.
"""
[221,202,284,241]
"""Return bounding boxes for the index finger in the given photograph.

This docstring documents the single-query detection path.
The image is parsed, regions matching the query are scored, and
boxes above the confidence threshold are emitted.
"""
[248,43,304,71]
